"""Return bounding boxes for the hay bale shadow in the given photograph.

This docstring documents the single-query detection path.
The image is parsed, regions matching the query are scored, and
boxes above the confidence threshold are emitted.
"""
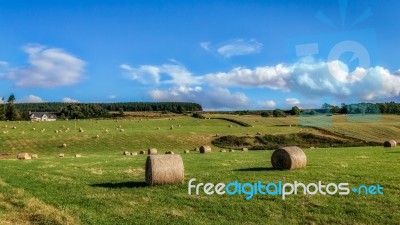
[233,167,276,172]
[90,181,147,188]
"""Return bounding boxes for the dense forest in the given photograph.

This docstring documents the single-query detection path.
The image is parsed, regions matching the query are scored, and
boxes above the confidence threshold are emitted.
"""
[15,102,202,114]
[0,94,203,121]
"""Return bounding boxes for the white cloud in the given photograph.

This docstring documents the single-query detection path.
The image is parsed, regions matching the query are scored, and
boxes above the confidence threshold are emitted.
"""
[124,57,400,106]
[200,42,211,51]
[203,64,291,90]
[121,63,198,85]
[149,85,249,109]
[217,39,262,57]
[7,44,85,88]
[0,61,9,67]
[285,98,300,106]
[361,67,400,101]
[63,97,79,103]
[260,100,276,109]
[19,95,45,103]
[108,95,117,99]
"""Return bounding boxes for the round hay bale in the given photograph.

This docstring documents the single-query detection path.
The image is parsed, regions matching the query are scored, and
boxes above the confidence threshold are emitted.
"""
[123,151,130,155]
[145,154,184,186]
[184,150,190,154]
[75,154,82,158]
[32,128,36,131]
[384,140,397,148]
[241,147,248,151]
[220,149,226,153]
[131,152,138,156]
[17,153,31,160]
[13,126,16,129]
[96,135,100,138]
[148,148,157,155]
[165,151,174,154]
[271,146,307,170]
[31,154,38,159]
[59,153,65,157]
[139,150,145,154]
[62,143,67,148]
[120,129,125,132]
[193,147,199,151]
[229,149,235,152]
[200,146,211,154]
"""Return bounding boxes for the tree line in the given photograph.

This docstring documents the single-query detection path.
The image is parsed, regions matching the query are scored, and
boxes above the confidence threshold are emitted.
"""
[259,102,400,117]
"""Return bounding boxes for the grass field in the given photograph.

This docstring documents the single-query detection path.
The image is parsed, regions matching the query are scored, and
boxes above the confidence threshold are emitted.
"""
[0,114,400,224]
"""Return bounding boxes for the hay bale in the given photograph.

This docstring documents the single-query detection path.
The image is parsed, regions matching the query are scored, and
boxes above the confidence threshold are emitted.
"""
[170,125,174,130]
[271,146,307,170]
[31,154,38,159]
[17,153,31,160]
[75,154,82,158]
[228,125,233,128]
[96,135,100,138]
[165,151,174,154]
[220,149,226,153]
[229,149,235,152]
[200,145,211,154]
[62,143,67,148]
[145,154,184,186]
[123,151,130,155]
[32,128,36,131]
[139,150,145,154]
[184,150,190,154]
[148,148,157,155]
[59,153,65,157]
[384,140,397,148]
[131,152,138,156]
[241,147,248,151]
[13,126,16,129]
[193,147,199,151]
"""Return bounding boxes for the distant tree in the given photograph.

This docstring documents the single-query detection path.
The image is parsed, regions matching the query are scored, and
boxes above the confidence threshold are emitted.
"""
[291,106,300,116]
[5,94,21,121]
[261,111,272,117]
[322,103,332,114]
[7,94,15,104]
[332,105,340,114]
[273,109,285,117]
[340,103,348,114]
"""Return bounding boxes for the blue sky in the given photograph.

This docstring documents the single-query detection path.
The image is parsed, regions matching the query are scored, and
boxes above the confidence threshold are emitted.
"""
[0,0,399,110]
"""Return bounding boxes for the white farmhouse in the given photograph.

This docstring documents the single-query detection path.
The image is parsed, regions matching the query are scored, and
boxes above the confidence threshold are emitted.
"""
[30,112,57,121]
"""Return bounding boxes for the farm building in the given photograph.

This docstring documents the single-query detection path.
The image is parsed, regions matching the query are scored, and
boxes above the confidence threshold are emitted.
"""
[29,112,57,121]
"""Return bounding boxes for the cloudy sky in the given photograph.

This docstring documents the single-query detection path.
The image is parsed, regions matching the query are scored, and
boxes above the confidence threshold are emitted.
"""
[0,0,399,110]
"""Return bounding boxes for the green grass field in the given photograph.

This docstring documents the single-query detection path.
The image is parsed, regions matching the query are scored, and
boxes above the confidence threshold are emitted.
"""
[0,115,400,224]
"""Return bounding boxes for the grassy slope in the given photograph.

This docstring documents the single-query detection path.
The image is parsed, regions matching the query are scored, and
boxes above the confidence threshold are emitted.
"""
[0,115,399,224]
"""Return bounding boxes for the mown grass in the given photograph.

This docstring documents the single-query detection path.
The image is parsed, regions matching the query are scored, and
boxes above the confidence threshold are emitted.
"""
[0,115,400,224]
